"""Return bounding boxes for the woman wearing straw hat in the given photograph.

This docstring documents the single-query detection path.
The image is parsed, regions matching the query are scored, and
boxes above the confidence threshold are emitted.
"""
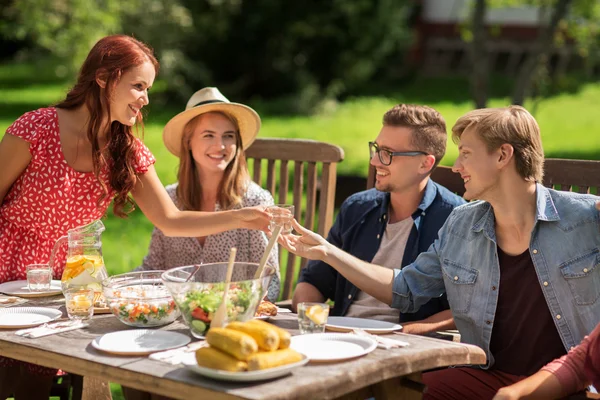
[136,87,280,301]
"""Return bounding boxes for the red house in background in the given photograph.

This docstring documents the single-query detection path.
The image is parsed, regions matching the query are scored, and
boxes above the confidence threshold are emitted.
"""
[411,0,578,76]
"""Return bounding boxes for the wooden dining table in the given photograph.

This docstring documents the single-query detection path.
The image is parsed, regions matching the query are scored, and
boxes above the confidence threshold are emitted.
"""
[0,296,486,400]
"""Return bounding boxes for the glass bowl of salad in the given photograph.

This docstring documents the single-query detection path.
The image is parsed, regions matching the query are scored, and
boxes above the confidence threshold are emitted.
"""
[161,262,276,338]
[102,271,180,328]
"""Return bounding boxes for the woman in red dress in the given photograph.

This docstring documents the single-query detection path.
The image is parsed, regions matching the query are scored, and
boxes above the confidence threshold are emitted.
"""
[0,35,269,399]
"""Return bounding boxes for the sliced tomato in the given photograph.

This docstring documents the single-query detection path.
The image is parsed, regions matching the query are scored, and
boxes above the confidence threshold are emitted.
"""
[191,307,211,322]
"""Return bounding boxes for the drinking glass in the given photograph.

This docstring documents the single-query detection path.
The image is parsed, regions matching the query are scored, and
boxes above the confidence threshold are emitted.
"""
[26,264,52,292]
[64,287,94,321]
[267,204,295,234]
[297,302,329,334]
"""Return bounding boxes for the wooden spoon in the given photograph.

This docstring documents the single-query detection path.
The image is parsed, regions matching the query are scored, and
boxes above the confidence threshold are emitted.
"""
[211,247,237,329]
[254,225,282,280]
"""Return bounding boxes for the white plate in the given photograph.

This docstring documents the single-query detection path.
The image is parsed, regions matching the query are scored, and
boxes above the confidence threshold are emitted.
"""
[0,307,62,328]
[92,330,191,355]
[325,317,402,334]
[276,307,292,313]
[0,280,62,298]
[182,352,309,382]
[290,333,377,362]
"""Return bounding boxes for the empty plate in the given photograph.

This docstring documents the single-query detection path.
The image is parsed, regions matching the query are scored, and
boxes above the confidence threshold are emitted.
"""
[290,333,377,362]
[325,317,402,334]
[0,307,63,329]
[92,329,191,355]
[0,280,62,298]
[183,352,309,382]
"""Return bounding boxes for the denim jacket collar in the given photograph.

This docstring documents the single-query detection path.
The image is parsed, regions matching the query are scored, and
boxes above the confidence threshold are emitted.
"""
[535,183,560,222]
[471,183,561,241]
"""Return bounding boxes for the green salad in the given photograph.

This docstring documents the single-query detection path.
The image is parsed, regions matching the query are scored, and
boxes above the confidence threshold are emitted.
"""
[177,281,258,336]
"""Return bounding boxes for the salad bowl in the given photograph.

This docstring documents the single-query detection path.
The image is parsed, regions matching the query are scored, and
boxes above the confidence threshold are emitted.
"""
[102,271,180,328]
[161,262,275,338]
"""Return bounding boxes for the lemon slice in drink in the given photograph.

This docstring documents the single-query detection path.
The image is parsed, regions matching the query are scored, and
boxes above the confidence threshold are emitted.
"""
[82,260,96,276]
[306,305,328,325]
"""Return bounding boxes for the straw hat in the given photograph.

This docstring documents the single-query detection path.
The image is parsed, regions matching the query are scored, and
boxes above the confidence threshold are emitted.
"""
[163,87,261,157]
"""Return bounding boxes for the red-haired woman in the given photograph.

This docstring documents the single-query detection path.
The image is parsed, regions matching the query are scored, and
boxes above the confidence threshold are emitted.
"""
[0,35,269,399]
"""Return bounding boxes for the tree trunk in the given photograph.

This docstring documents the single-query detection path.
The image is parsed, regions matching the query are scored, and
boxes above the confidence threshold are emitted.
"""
[470,0,488,108]
[512,0,573,105]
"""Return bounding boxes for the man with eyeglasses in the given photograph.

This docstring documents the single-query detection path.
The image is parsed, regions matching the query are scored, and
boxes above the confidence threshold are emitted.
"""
[282,106,600,399]
[292,104,465,334]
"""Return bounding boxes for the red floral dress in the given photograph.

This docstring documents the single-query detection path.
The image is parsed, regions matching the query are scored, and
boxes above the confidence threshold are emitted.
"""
[0,107,155,374]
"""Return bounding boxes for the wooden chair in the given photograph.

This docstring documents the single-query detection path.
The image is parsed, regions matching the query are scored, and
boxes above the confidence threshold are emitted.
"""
[542,158,600,194]
[245,138,345,301]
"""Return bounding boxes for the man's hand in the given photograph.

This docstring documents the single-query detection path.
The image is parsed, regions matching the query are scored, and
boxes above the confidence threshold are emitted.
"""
[596,201,600,211]
[277,219,330,261]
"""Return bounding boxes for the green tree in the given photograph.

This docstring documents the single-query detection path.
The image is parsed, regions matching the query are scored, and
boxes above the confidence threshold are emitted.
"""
[464,0,600,107]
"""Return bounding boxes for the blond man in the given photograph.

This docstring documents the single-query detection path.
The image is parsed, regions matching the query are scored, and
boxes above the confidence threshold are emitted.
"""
[280,106,600,399]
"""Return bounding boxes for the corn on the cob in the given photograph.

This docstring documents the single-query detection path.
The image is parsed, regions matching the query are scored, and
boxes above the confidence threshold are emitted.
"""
[206,327,258,360]
[247,319,291,349]
[195,346,248,372]
[247,348,304,371]
[226,321,280,351]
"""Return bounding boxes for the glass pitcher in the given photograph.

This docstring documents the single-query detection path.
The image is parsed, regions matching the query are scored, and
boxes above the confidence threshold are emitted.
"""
[49,220,108,301]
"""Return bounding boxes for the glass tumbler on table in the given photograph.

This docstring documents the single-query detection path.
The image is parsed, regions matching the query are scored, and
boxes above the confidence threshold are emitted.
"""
[297,302,330,334]
[26,264,52,292]
[64,287,94,321]
[267,204,295,234]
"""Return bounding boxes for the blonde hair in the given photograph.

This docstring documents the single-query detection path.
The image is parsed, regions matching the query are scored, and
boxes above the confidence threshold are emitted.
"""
[452,106,544,182]
[176,111,249,211]
[383,104,447,169]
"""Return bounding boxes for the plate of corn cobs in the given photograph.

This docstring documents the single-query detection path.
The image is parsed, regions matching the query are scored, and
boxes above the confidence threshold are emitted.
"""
[183,319,308,382]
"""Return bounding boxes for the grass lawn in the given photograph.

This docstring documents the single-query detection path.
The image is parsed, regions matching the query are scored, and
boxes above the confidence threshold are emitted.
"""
[2,62,600,277]
[2,63,600,277]
[2,61,600,399]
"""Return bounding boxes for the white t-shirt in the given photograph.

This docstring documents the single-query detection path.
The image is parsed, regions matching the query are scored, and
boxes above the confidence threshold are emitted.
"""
[345,215,413,322]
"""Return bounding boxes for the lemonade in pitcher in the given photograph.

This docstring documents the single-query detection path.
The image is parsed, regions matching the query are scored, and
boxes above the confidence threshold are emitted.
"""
[62,254,108,299]
[49,220,109,306]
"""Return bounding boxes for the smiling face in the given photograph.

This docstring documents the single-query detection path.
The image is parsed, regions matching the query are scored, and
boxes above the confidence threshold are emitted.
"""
[452,126,503,201]
[370,125,430,194]
[109,61,156,126]
[189,112,239,177]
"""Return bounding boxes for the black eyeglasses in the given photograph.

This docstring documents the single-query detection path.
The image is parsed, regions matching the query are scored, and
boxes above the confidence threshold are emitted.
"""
[368,142,428,166]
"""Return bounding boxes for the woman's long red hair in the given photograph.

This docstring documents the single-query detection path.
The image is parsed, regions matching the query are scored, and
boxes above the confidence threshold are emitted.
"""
[55,35,159,217]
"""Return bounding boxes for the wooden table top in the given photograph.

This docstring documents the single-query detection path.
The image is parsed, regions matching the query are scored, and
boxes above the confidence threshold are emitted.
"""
[0,296,486,400]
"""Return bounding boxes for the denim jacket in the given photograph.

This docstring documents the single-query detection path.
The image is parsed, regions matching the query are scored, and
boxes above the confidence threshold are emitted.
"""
[392,184,600,368]
[299,180,465,322]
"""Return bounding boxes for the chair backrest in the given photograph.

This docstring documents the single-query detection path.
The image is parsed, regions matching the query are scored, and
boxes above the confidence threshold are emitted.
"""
[542,158,600,194]
[245,138,345,300]
[367,158,600,195]
[367,164,466,196]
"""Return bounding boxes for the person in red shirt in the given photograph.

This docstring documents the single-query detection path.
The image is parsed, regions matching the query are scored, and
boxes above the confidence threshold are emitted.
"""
[493,319,600,400]
[0,35,269,400]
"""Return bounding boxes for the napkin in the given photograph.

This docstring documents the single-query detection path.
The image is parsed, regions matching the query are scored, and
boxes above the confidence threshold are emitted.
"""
[0,296,28,308]
[352,329,409,350]
[15,320,88,338]
[149,340,208,365]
